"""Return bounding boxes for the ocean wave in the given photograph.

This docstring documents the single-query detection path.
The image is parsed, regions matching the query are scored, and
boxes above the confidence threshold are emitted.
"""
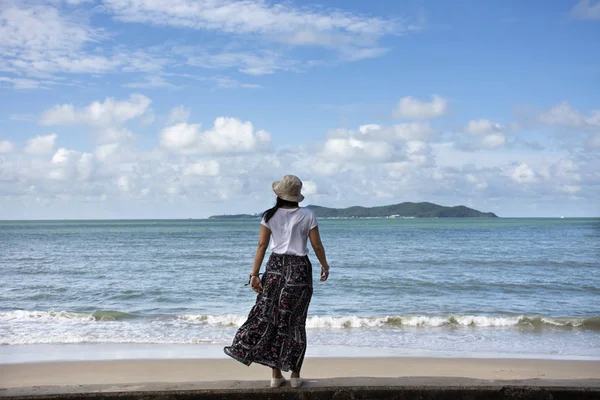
[178,314,246,326]
[0,310,136,322]
[178,314,600,330]
[90,310,137,321]
[3,311,598,331]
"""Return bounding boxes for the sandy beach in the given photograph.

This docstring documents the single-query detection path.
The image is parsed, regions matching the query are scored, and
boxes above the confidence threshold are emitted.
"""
[2,357,600,390]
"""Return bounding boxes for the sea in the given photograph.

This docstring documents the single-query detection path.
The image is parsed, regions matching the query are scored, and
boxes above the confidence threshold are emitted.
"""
[1,217,599,364]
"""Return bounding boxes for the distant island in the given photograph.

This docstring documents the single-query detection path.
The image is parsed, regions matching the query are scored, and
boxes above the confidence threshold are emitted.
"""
[209,202,498,219]
[209,214,259,219]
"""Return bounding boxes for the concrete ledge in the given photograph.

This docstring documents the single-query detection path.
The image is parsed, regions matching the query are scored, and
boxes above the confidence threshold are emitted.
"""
[3,378,600,400]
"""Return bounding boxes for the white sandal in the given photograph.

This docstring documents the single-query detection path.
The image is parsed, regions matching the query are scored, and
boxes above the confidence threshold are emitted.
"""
[270,377,286,388]
[290,377,303,388]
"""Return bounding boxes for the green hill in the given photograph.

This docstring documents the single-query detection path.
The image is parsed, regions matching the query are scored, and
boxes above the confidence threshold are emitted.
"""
[306,202,497,218]
[209,202,498,219]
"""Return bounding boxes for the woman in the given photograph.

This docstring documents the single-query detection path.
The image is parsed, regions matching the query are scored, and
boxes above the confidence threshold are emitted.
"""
[224,175,330,388]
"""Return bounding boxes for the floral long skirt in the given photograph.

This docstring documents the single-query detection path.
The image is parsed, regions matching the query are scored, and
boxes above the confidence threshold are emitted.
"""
[224,252,313,372]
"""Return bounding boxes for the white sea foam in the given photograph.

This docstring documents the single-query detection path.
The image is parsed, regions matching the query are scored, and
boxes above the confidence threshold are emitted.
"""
[0,310,135,322]
[0,310,91,322]
[1,310,599,359]
[1,311,598,331]
[178,314,246,326]
[306,316,386,329]
[452,315,521,327]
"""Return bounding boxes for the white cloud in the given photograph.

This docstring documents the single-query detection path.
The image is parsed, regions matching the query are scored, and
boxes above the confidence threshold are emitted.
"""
[167,106,190,124]
[160,117,271,154]
[208,76,263,89]
[94,143,120,162]
[434,142,565,170]
[49,148,95,181]
[393,95,448,120]
[322,137,394,163]
[330,122,436,141]
[0,76,51,90]
[186,50,293,76]
[464,119,506,149]
[358,124,382,134]
[102,0,406,49]
[538,102,600,130]
[39,94,152,127]
[64,0,95,5]
[570,0,600,20]
[0,1,417,91]
[302,180,317,195]
[50,148,77,178]
[538,158,583,195]
[339,47,389,62]
[405,140,431,165]
[509,163,537,183]
[466,174,488,190]
[33,96,146,166]
[76,153,95,180]
[24,133,57,155]
[160,123,200,151]
[139,112,156,127]
[52,148,72,164]
[307,159,341,176]
[481,133,506,149]
[385,140,433,178]
[2,134,597,218]
[542,159,581,183]
[320,122,437,166]
[3,88,599,218]
[100,0,423,75]
[174,73,263,89]
[563,184,582,194]
[385,161,412,179]
[123,75,176,89]
[586,133,600,149]
[0,3,97,56]
[0,2,172,87]
[0,2,112,77]
[0,140,15,153]
[117,176,130,192]
[91,128,134,146]
[466,119,503,135]
[391,122,437,141]
[202,117,271,153]
[182,160,220,177]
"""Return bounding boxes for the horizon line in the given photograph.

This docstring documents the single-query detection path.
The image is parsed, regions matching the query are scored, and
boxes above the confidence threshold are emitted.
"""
[1,216,599,221]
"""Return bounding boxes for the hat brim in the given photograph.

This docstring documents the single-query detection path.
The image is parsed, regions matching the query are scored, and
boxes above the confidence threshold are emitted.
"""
[272,180,304,203]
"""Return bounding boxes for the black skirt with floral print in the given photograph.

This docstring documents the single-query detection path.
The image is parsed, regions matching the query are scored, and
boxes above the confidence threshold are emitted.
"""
[224,252,313,372]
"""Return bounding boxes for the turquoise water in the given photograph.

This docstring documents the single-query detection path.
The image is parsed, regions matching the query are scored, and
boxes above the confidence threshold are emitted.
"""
[1,218,599,361]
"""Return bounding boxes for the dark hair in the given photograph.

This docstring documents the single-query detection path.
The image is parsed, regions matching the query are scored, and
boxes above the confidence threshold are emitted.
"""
[262,197,299,223]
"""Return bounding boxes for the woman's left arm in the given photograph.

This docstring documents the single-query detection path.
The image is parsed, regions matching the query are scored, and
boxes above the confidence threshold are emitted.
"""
[251,225,271,277]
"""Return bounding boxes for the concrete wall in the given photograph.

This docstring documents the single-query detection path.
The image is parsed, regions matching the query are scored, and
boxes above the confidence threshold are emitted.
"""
[4,386,600,400]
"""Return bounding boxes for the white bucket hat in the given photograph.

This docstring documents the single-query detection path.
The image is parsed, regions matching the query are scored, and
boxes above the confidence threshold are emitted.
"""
[272,175,305,203]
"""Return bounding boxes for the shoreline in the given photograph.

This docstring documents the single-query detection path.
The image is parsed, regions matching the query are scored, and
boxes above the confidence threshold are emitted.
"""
[3,343,600,365]
[2,357,600,390]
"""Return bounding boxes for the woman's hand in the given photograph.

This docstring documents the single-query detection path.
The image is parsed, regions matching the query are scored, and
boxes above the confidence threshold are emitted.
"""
[320,266,329,282]
[250,275,263,294]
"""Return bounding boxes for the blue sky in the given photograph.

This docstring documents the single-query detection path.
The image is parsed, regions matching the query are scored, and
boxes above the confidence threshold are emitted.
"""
[0,0,599,219]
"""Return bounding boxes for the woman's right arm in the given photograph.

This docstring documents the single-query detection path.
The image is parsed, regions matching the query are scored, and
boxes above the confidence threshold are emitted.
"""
[309,226,329,281]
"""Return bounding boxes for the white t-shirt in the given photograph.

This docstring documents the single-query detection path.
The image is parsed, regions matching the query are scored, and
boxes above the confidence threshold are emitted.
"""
[261,207,318,256]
